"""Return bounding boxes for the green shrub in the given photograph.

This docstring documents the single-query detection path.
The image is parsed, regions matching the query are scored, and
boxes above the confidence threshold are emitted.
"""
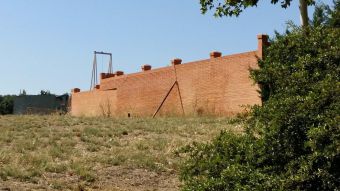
[180,2,340,190]
[0,95,14,115]
[180,132,278,190]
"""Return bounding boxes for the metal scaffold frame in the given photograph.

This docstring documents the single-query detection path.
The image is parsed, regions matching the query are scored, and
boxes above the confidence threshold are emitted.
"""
[90,51,113,90]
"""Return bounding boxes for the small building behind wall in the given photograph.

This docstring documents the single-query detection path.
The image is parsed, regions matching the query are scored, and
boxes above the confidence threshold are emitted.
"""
[13,94,69,115]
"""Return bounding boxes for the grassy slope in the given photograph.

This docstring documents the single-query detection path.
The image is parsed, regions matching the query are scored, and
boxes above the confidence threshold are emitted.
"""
[0,115,240,190]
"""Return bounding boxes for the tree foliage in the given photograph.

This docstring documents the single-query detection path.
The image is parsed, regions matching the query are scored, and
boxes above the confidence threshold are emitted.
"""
[312,0,340,27]
[0,95,14,115]
[180,2,340,190]
[199,0,314,17]
[40,90,51,95]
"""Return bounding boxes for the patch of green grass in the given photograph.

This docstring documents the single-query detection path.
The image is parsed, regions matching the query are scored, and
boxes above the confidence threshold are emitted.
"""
[45,162,68,173]
[86,143,100,152]
[71,160,96,182]
[104,155,128,166]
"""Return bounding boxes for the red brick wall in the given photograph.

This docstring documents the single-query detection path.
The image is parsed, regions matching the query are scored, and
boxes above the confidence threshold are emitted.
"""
[71,50,261,117]
[175,51,260,116]
[70,90,117,117]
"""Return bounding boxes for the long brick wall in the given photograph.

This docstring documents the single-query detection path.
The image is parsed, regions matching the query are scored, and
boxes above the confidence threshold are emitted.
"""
[70,34,268,117]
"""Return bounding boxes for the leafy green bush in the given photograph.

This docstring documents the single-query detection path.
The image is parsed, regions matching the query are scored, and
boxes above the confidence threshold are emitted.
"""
[180,2,340,190]
[0,95,14,115]
[249,28,339,190]
[180,132,279,190]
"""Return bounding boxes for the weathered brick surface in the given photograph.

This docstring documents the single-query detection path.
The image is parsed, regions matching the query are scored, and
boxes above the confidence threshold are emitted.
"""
[71,90,117,117]
[71,35,266,117]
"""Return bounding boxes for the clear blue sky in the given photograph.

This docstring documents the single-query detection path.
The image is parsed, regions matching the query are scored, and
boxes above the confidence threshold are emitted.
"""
[0,0,332,95]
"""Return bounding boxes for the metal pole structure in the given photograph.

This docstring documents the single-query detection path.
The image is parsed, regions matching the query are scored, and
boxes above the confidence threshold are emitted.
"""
[152,81,177,118]
[90,51,113,90]
[152,63,186,118]
[94,51,113,74]
[172,64,185,116]
[108,54,113,74]
[90,53,97,90]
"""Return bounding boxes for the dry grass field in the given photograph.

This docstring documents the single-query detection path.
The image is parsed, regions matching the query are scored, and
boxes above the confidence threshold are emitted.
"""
[0,115,241,191]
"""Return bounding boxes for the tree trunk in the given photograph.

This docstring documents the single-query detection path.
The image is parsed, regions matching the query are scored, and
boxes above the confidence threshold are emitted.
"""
[299,0,309,27]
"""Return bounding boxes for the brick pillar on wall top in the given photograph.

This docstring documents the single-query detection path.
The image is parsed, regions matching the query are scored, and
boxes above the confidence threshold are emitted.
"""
[257,34,269,59]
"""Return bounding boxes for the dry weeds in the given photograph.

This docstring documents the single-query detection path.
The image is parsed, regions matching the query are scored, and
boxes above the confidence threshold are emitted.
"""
[0,115,241,190]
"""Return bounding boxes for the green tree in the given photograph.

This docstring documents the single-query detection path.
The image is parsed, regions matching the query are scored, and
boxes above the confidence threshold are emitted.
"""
[40,90,51,95]
[249,23,339,191]
[0,95,14,115]
[19,89,27,96]
[312,0,340,27]
[199,0,314,27]
[180,2,340,190]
